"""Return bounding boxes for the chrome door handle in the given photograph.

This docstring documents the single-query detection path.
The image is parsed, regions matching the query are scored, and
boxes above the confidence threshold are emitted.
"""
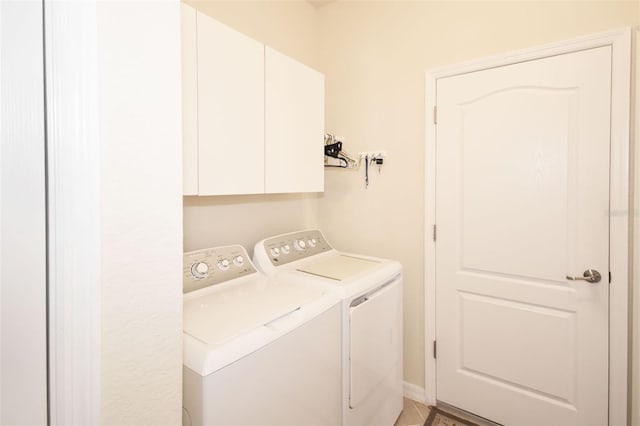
[566,269,601,283]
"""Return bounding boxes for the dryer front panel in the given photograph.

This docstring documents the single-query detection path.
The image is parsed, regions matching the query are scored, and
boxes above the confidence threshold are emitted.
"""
[349,278,402,409]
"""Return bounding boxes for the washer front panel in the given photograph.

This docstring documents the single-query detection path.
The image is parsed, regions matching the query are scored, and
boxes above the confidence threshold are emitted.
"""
[183,245,256,293]
[261,229,332,267]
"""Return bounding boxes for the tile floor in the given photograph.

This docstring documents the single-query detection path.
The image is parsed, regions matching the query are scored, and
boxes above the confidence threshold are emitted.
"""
[395,397,430,426]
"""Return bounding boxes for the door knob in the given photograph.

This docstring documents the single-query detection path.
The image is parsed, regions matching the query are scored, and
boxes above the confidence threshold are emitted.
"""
[566,269,601,283]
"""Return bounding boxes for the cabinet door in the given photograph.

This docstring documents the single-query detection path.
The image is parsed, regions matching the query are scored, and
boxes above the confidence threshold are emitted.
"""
[265,47,324,193]
[197,12,264,195]
[181,4,198,195]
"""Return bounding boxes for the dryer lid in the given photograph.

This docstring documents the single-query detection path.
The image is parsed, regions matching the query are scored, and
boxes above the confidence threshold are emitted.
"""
[183,278,325,345]
[297,255,380,281]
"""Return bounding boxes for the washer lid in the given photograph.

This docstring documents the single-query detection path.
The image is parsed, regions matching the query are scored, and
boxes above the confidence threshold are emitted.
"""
[184,278,325,345]
[297,255,380,281]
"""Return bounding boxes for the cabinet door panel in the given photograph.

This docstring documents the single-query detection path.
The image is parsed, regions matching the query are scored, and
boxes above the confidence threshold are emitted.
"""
[265,47,324,194]
[181,4,198,195]
[197,12,264,195]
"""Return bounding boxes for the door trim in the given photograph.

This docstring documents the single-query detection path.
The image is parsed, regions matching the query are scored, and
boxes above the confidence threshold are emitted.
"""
[424,28,631,425]
[44,1,101,424]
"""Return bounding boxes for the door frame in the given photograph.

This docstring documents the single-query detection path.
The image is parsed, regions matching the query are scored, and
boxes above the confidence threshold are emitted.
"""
[424,28,631,425]
[45,1,101,424]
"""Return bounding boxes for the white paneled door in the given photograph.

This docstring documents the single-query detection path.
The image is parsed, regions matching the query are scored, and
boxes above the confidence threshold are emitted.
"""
[435,46,611,425]
[0,1,48,424]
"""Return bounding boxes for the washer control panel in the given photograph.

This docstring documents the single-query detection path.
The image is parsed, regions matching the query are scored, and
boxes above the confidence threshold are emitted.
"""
[183,245,256,293]
[260,230,332,267]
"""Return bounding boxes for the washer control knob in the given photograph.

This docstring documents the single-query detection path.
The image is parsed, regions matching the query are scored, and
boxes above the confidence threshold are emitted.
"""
[233,255,244,266]
[191,262,209,279]
[294,239,307,251]
[281,244,291,254]
[218,258,230,270]
[308,238,317,248]
[270,247,281,258]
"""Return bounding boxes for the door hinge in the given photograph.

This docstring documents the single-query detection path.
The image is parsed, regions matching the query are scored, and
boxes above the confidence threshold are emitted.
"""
[432,224,437,242]
[433,106,437,125]
[609,271,612,283]
[433,341,437,359]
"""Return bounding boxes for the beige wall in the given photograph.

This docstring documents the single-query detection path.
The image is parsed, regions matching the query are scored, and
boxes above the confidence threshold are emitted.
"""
[316,0,639,396]
[183,0,320,70]
[182,0,323,254]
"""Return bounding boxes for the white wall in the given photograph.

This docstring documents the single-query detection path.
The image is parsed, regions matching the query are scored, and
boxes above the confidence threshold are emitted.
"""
[181,0,323,254]
[316,0,640,394]
[97,1,183,423]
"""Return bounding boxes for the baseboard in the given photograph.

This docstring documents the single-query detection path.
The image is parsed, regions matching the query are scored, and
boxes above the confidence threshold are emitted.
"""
[403,381,426,403]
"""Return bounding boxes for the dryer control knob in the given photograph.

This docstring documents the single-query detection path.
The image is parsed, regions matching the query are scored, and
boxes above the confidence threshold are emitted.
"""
[308,238,317,247]
[218,258,230,270]
[270,247,281,257]
[281,244,291,254]
[233,255,244,266]
[294,239,307,251]
[191,262,209,279]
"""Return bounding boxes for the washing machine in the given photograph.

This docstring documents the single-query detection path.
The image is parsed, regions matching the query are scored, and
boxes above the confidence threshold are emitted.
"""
[253,230,403,426]
[182,244,342,426]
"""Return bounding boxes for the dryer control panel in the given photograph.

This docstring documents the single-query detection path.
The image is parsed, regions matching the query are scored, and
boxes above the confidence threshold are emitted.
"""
[183,245,257,293]
[255,230,333,268]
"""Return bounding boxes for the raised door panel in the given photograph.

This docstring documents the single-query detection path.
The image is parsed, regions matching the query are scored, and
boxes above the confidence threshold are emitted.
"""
[197,12,264,195]
[265,47,324,194]
[181,4,197,195]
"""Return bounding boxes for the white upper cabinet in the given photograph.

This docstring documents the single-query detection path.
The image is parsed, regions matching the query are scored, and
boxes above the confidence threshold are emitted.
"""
[196,11,265,196]
[181,4,198,195]
[265,47,324,193]
[181,4,324,196]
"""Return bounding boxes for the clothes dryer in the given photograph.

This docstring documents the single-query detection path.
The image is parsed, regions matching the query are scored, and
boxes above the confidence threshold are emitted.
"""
[182,244,341,426]
[253,230,403,426]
